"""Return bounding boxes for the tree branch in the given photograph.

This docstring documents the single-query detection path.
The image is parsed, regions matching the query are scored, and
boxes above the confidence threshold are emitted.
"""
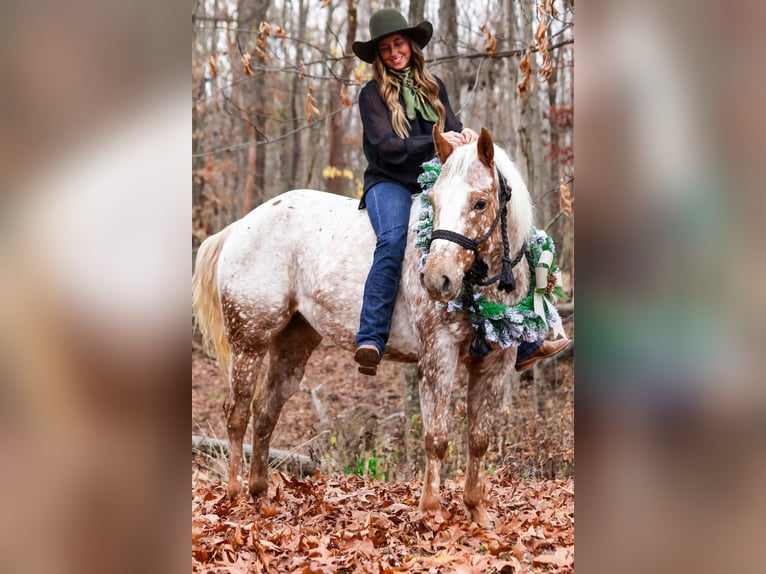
[192,435,317,478]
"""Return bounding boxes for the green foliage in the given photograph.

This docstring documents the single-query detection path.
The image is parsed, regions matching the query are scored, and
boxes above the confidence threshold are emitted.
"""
[344,455,388,482]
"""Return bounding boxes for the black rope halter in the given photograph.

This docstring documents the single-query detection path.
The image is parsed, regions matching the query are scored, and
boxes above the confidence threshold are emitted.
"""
[430,170,527,357]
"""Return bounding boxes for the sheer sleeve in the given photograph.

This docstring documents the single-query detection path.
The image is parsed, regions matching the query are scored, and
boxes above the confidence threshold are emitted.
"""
[359,82,434,165]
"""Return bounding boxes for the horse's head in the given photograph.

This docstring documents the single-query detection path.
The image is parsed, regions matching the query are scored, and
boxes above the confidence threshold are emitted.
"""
[421,126,533,302]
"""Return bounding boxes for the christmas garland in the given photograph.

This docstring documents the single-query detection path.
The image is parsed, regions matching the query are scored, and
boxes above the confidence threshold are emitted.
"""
[414,157,568,349]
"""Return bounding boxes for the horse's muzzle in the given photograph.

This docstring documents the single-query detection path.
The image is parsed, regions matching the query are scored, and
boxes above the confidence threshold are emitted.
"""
[421,268,462,302]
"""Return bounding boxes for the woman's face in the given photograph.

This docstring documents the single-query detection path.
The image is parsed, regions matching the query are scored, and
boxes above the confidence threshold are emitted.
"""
[377,34,412,71]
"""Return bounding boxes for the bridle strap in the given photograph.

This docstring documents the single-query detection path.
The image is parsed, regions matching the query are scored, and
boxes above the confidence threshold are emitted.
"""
[429,172,508,253]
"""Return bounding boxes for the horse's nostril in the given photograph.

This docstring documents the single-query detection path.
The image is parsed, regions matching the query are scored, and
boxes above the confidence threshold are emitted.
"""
[441,275,452,295]
[420,272,425,288]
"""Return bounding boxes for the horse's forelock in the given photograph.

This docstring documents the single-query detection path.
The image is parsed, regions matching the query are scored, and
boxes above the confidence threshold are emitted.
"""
[441,143,481,181]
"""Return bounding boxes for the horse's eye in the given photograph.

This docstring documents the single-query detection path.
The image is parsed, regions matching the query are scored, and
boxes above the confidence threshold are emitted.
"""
[473,199,488,211]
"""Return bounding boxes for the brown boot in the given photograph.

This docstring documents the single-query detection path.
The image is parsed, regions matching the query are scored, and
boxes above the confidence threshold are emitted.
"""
[515,338,570,372]
[354,344,380,376]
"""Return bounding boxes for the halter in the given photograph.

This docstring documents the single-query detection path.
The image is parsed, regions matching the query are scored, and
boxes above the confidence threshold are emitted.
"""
[430,169,527,357]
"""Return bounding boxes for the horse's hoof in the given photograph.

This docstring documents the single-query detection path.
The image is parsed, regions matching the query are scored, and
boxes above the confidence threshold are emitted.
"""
[467,506,496,529]
[248,487,267,502]
[416,507,446,531]
[226,480,243,500]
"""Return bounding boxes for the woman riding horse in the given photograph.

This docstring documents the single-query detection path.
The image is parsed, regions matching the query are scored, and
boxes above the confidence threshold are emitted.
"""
[351,9,568,376]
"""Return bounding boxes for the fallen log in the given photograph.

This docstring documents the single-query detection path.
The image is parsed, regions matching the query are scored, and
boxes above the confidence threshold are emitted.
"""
[192,435,317,478]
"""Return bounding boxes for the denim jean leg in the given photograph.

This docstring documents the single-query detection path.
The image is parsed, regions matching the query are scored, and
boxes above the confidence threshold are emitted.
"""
[516,339,544,362]
[356,182,413,355]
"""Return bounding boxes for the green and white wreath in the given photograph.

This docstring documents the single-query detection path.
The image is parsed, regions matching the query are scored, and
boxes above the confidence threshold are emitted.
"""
[414,157,568,349]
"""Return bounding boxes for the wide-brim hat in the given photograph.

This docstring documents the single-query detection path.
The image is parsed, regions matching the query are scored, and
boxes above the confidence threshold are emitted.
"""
[352,8,433,64]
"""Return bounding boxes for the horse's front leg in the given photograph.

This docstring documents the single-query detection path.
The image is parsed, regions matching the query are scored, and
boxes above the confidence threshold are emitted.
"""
[463,350,515,527]
[417,345,459,517]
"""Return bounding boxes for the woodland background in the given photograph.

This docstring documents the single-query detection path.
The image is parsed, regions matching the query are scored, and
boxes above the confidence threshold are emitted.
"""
[191,0,574,265]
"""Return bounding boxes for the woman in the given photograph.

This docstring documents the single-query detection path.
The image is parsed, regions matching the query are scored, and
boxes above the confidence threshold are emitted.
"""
[351,9,567,375]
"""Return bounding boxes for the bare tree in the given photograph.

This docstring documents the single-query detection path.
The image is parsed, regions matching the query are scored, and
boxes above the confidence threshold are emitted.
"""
[439,0,461,109]
[235,0,271,216]
[326,0,357,195]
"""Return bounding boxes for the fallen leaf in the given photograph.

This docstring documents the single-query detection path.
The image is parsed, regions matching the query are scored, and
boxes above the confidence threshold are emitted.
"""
[532,545,573,567]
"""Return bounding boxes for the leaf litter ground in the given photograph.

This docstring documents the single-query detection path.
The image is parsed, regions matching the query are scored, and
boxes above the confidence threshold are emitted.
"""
[192,469,573,573]
[193,337,574,572]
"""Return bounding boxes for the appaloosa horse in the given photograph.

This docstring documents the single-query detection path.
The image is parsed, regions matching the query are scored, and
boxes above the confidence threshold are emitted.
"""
[192,127,533,525]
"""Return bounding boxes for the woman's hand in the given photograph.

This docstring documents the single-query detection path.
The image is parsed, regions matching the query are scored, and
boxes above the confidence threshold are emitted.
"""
[440,130,464,147]
[460,128,479,144]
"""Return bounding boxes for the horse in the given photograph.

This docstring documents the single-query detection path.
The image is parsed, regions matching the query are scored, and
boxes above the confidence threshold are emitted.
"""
[192,126,533,526]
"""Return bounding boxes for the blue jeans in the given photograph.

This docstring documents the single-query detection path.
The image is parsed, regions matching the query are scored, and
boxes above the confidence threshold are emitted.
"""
[356,182,414,355]
[516,339,543,362]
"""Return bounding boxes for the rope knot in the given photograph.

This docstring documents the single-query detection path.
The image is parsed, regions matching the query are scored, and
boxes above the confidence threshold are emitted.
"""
[498,257,516,293]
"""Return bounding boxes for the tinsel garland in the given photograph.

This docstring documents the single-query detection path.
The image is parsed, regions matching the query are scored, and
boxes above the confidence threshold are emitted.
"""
[414,157,568,348]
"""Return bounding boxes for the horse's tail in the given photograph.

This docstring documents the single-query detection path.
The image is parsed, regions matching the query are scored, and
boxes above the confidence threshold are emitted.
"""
[192,224,234,377]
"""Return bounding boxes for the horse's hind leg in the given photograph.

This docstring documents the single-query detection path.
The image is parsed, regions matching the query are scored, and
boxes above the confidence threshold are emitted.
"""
[248,313,322,500]
[224,348,266,499]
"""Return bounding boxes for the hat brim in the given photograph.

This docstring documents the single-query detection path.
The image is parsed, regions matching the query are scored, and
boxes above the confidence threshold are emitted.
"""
[352,21,433,64]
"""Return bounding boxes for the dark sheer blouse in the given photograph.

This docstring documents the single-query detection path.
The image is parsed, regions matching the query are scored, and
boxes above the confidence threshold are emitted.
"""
[358,76,463,209]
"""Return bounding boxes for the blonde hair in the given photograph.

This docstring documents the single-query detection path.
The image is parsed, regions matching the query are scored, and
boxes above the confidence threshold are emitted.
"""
[372,40,447,138]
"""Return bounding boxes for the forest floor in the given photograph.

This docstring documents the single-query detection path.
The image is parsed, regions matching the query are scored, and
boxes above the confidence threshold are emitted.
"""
[192,339,574,573]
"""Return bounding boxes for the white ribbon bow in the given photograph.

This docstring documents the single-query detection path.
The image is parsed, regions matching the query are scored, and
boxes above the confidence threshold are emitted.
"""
[533,250,567,339]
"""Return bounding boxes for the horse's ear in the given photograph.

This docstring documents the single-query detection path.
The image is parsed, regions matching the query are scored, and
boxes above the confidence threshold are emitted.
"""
[477,127,494,168]
[433,124,453,164]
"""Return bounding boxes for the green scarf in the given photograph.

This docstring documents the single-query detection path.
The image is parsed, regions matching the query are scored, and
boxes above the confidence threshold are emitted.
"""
[394,67,440,123]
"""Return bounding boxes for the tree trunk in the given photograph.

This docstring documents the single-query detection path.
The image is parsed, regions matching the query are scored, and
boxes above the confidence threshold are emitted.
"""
[504,0,523,163]
[283,0,307,191]
[439,0,460,109]
[409,0,425,23]
[326,0,357,195]
[236,0,271,215]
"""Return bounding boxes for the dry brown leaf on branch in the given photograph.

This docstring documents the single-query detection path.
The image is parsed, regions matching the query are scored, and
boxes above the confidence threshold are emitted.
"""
[305,88,321,120]
[254,45,268,62]
[275,25,288,47]
[559,179,573,216]
[535,1,553,82]
[518,48,534,98]
[486,34,497,56]
[535,15,548,46]
[208,54,218,78]
[259,21,272,37]
[319,0,331,7]
[340,85,352,109]
[241,53,253,76]
[480,24,497,56]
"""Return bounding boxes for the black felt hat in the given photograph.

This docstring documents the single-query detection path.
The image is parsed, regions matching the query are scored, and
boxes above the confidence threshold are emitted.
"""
[352,9,433,64]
